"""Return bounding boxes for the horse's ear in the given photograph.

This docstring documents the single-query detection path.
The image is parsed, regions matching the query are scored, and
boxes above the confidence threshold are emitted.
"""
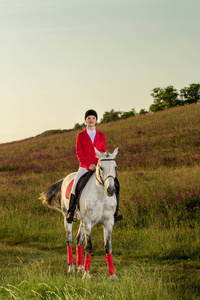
[94,147,103,158]
[112,147,118,158]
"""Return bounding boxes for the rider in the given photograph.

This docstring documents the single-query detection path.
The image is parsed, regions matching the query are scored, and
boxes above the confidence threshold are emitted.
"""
[66,109,123,224]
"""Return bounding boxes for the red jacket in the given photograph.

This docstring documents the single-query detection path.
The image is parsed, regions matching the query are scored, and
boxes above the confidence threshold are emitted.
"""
[76,129,106,170]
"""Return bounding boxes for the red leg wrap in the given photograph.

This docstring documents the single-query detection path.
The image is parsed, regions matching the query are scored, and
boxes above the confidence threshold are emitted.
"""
[84,254,91,271]
[104,254,115,275]
[67,246,74,265]
[76,245,83,266]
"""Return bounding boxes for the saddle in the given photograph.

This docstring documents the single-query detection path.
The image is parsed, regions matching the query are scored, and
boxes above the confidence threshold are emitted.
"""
[65,170,94,200]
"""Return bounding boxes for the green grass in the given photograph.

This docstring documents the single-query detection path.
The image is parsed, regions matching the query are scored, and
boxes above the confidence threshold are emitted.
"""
[0,224,200,299]
[0,104,200,299]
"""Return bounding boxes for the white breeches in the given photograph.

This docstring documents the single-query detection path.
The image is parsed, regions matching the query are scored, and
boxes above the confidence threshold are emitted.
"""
[71,167,88,195]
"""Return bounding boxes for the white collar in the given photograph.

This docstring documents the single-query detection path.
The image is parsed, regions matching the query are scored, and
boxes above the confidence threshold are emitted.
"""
[87,128,96,134]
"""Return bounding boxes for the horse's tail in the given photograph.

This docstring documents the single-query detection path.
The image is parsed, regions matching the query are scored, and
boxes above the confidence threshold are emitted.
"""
[40,179,64,212]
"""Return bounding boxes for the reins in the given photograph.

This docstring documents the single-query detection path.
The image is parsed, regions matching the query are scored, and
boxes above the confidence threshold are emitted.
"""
[95,158,116,186]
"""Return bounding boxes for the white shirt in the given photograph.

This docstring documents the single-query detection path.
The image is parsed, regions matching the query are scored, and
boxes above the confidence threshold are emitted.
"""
[87,128,96,144]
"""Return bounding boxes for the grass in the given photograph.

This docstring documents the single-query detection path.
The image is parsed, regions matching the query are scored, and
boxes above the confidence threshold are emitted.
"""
[0,259,175,299]
[0,104,200,299]
[0,224,200,299]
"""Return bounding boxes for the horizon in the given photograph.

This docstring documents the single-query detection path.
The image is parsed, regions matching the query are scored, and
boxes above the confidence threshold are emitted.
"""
[1,103,199,146]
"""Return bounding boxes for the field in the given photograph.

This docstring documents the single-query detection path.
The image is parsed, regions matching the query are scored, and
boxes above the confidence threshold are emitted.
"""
[0,104,200,299]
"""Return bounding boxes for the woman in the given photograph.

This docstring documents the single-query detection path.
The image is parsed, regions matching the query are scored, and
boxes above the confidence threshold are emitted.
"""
[67,109,123,223]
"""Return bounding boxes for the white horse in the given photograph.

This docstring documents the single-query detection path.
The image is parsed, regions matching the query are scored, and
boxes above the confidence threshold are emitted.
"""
[40,147,119,280]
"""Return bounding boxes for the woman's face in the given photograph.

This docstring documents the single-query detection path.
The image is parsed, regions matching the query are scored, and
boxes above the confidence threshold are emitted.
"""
[85,115,97,128]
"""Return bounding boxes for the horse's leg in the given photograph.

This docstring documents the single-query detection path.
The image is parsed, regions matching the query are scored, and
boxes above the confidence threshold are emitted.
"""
[64,218,75,273]
[76,221,84,273]
[103,220,118,280]
[82,222,92,280]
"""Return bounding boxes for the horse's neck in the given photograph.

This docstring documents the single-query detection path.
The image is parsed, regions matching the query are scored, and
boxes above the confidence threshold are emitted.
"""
[93,173,105,197]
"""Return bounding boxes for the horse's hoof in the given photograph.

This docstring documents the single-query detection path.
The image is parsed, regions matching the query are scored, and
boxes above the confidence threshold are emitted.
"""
[77,264,84,273]
[110,274,118,281]
[68,264,75,274]
[82,271,91,281]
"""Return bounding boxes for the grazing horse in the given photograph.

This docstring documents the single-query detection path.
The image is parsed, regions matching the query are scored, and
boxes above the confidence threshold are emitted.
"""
[40,147,119,280]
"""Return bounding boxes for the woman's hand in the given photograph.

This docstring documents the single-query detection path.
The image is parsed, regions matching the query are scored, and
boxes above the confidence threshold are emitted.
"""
[89,164,96,171]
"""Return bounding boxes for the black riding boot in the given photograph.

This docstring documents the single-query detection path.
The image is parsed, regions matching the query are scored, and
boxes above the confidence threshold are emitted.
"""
[114,178,123,222]
[66,193,77,223]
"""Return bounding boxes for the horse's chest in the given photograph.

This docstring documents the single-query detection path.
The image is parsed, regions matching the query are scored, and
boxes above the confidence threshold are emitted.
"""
[86,200,102,215]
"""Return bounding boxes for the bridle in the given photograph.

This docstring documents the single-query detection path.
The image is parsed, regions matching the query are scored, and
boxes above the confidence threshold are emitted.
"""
[95,158,116,186]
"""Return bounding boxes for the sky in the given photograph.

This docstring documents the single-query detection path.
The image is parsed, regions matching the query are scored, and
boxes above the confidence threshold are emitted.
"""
[0,0,200,144]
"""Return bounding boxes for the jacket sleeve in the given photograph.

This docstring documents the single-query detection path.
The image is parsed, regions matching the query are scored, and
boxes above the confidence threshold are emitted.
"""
[76,133,91,170]
[101,133,107,152]
[94,133,107,165]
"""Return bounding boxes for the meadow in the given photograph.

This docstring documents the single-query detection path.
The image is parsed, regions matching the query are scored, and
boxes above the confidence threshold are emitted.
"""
[0,104,200,299]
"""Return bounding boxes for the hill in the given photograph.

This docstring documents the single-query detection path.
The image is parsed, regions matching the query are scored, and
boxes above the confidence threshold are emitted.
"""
[0,103,200,173]
[0,104,200,299]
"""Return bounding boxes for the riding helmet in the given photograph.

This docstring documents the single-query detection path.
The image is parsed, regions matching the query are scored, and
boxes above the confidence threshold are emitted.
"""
[85,109,98,120]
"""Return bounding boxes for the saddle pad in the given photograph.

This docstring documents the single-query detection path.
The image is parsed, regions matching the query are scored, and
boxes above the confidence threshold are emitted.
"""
[65,179,74,199]
[65,170,94,200]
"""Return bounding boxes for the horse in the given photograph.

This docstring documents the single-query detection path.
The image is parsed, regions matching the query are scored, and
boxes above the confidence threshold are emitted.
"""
[40,147,119,280]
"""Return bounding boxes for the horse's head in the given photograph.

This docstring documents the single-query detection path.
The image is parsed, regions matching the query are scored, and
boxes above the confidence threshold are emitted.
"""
[95,147,118,197]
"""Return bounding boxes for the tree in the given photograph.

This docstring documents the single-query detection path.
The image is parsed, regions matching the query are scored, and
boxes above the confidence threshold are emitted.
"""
[179,83,200,104]
[100,109,121,123]
[73,123,85,130]
[121,108,137,119]
[149,86,180,112]
[138,108,148,115]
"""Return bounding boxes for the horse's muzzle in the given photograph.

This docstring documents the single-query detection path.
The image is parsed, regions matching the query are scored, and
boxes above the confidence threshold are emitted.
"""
[106,185,116,197]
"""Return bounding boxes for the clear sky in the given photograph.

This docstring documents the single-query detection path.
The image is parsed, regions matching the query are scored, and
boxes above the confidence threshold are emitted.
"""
[1,0,199,144]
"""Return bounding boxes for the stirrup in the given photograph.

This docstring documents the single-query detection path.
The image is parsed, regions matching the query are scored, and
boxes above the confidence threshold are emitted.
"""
[114,210,123,222]
[114,214,123,222]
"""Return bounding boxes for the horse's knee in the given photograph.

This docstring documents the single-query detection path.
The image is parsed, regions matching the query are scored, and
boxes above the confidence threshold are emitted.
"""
[105,239,112,254]
[76,223,84,245]
[84,223,92,254]
[85,240,92,255]
[65,222,73,246]
[76,234,84,246]
[66,236,73,246]
[105,245,112,254]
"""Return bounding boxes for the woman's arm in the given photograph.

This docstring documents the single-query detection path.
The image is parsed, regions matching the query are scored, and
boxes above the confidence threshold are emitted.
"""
[76,133,91,170]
